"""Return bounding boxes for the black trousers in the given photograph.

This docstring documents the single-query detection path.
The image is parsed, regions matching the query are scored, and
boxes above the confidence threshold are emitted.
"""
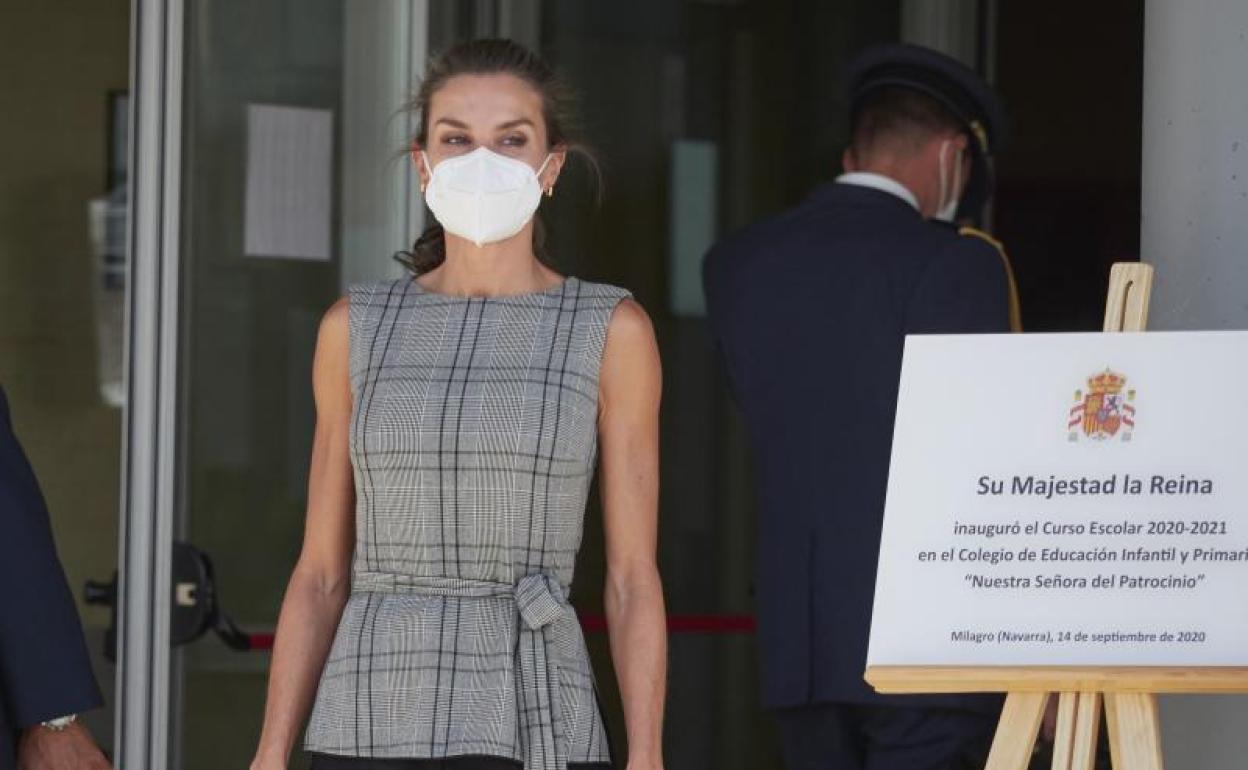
[308,754,612,770]
[774,703,997,770]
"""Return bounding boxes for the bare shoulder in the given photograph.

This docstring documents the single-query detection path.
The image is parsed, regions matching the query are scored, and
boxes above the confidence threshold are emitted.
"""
[323,294,350,325]
[319,295,350,342]
[601,297,661,407]
[316,294,351,366]
[604,297,656,349]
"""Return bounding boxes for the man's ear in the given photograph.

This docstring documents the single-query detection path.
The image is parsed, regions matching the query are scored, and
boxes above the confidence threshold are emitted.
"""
[842,147,858,173]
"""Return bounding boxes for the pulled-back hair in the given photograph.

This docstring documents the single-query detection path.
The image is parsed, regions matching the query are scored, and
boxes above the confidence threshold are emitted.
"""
[397,38,598,275]
[849,86,964,160]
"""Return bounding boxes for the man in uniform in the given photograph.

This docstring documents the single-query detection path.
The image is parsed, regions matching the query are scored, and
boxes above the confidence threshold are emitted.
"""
[703,43,1019,769]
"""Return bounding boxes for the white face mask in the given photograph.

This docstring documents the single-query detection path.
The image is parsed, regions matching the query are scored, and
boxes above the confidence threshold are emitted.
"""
[421,147,552,247]
[933,139,964,223]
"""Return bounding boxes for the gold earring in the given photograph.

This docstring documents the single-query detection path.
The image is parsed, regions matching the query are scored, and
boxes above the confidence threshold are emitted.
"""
[545,186,554,198]
[420,182,427,194]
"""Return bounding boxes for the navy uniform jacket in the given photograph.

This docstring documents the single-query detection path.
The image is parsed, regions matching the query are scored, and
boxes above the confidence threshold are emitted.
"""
[0,386,102,768]
[703,182,1011,710]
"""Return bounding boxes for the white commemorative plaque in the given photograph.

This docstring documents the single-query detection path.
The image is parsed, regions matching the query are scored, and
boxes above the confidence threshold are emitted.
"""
[867,330,1248,668]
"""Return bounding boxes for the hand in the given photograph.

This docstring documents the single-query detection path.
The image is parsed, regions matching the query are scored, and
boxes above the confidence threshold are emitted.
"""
[17,721,111,770]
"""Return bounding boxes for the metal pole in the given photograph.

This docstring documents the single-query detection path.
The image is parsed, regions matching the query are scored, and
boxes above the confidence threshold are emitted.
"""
[117,0,183,765]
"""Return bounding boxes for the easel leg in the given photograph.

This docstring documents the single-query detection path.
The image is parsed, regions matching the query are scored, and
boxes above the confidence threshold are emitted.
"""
[1051,692,1101,770]
[986,692,1048,770]
[1051,693,1077,769]
[1105,693,1163,770]
[1070,692,1102,770]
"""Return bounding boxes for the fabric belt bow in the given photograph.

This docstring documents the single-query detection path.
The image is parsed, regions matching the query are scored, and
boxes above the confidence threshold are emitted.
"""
[514,573,574,770]
[354,572,577,769]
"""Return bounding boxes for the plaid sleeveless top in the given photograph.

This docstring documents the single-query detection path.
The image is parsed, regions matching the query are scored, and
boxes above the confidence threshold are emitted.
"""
[304,276,629,767]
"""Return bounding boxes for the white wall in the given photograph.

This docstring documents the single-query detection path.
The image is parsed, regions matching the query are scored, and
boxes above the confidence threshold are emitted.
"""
[1142,1,1248,765]
[1143,0,1248,331]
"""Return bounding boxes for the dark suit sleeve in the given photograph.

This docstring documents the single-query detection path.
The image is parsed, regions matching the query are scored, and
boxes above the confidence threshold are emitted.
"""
[905,235,1012,335]
[701,246,743,405]
[0,390,103,728]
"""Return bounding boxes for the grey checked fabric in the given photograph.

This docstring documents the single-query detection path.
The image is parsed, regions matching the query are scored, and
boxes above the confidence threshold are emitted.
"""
[304,276,630,768]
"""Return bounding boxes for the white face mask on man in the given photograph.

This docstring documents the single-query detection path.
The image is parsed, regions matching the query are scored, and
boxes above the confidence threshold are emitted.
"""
[933,139,964,223]
[421,147,553,247]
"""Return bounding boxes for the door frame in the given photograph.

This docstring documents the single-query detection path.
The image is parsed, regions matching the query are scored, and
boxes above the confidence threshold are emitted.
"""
[116,0,184,765]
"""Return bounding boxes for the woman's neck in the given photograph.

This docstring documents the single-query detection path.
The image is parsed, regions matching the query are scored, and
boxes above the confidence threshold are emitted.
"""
[424,227,563,298]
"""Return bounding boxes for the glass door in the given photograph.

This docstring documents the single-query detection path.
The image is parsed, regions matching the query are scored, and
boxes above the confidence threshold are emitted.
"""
[120,1,427,767]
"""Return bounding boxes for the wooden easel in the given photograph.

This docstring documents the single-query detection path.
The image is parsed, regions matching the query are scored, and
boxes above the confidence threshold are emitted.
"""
[867,263,1248,769]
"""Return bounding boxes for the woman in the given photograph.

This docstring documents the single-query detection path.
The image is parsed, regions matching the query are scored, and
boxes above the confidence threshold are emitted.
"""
[251,39,666,770]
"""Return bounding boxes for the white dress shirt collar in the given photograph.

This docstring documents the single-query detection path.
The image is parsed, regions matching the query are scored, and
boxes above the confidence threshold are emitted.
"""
[834,171,920,212]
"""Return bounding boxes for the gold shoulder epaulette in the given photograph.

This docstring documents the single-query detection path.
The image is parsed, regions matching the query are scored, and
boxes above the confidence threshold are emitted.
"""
[959,225,1023,332]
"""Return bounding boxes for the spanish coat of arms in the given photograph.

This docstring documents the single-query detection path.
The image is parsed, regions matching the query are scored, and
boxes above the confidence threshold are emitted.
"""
[1068,369,1135,442]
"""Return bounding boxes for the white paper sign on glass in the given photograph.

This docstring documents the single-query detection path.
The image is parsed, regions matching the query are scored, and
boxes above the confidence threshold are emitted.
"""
[244,104,333,261]
[867,331,1248,668]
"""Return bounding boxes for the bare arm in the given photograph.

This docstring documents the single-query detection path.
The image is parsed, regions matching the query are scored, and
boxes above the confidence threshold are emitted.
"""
[252,298,356,769]
[598,298,666,770]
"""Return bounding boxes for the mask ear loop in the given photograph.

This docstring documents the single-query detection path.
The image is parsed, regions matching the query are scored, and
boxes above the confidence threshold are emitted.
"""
[536,153,555,197]
[419,151,434,195]
[937,140,951,214]
[953,144,963,208]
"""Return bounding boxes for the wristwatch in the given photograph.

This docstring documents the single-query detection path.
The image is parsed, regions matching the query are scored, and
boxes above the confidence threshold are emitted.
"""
[40,714,77,731]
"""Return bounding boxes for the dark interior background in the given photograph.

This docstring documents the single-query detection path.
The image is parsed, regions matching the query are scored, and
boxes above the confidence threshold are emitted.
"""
[994,1,1144,332]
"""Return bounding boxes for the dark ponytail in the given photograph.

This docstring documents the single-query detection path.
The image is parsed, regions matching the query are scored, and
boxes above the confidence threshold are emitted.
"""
[396,38,599,276]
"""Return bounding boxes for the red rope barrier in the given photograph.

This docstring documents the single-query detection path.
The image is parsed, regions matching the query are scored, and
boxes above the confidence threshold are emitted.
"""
[245,614,755,650]
[579,614,757,634]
